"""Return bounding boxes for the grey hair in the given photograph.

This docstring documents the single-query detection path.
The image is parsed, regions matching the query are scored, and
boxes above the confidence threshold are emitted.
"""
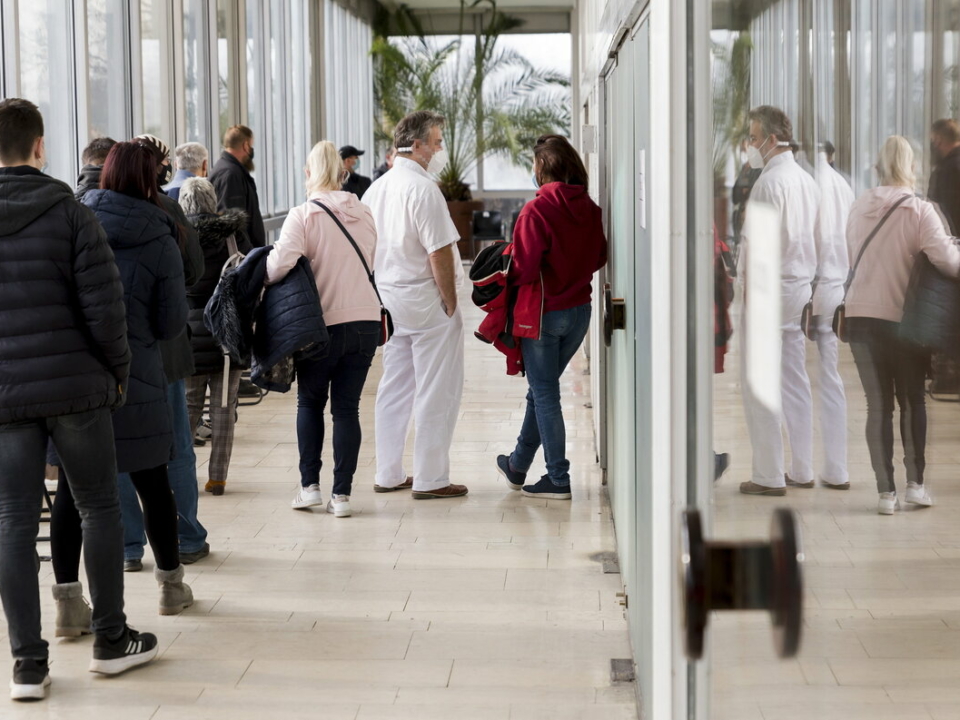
[179,176,219,216]
[174,142,209,173]
[748,105,794,145]
[394,111,445,152]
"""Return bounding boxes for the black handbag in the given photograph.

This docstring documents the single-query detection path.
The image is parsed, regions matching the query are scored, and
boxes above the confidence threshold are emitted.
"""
[310,200,394,346]
[834,195,910,343]
[899,252,960,352]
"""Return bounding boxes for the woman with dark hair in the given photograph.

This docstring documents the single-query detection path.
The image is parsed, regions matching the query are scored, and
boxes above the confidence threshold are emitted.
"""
[496,135,608,499]
[50,141,193,618]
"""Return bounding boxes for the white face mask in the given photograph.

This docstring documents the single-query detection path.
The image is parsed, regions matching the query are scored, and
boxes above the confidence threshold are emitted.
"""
[427,148,449,175]
[746,137,790,169]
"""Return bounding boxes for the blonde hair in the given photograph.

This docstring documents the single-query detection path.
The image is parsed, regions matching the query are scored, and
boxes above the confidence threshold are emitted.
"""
[877,135,916,189]
[305,141,344,195]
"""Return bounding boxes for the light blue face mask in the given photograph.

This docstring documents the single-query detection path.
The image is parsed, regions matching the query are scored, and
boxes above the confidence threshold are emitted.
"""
[532,174,540,189]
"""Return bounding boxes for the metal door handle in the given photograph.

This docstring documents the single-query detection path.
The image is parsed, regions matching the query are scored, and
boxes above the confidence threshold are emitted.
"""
[603,283,626,347]
[680,508,803,660]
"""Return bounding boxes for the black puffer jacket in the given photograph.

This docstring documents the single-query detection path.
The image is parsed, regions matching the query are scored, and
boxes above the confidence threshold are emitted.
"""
[83,189,188,472]
[74,164,103,202]
[186,210,251,374]
[0,167,130,423]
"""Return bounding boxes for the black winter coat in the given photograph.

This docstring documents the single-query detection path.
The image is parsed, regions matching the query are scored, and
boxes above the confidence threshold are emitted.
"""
[83,189,188,472]
[342,172,372,199]
[929,146,960,235]
[74,164,102,202]
[204,247,327,392]
[157,192,204,382]
[0,167,130,423]
[186,210,251,374]
[209,152,266,248]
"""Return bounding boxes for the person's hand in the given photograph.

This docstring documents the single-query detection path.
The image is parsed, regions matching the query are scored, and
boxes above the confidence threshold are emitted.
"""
[444,301,457,317]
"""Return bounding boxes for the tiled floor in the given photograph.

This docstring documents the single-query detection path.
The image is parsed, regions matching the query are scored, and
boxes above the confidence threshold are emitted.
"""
[4,295,638,719]
[713,323,960,720]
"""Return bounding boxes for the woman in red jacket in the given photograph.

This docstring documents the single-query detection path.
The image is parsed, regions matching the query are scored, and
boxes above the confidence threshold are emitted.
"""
[496,135,608,499]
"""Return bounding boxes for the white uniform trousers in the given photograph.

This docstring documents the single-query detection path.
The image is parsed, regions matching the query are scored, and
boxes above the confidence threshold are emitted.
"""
[814,314,848,484]
[374,308,465,491]
[741,314,815,488]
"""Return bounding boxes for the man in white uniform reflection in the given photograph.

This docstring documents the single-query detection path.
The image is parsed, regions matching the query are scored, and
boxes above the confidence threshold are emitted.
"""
[810,146,854,490]
[363,111,469,499]
[739,106,820,496]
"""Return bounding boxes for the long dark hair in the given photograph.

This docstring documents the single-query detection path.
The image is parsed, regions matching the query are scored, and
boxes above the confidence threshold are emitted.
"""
[533,135,589,191]
[100,142,163,206]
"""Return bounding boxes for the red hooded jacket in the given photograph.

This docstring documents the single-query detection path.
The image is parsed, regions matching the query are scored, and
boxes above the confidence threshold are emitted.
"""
[510,182,608,328]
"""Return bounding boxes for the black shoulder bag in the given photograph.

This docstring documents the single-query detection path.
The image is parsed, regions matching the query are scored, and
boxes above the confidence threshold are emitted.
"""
[311,200,394,346]
[833,194,909,342]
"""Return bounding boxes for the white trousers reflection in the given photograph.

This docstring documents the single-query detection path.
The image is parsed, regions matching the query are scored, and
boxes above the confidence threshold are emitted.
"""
[814,314,848,485]
[741,313,814,489]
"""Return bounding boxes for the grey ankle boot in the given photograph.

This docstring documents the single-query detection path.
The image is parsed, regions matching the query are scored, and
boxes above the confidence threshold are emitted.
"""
[155,564,194,616]
[52,581,92,638]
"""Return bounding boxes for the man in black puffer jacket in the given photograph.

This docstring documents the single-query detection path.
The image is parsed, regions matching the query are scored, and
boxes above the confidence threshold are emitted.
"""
[0,99,158,700]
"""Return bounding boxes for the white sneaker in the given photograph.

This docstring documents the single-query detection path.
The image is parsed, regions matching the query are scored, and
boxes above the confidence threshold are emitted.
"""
[878,492,899,515]
[905,481,933,507]
[326,495,352,517]
[291,484,323,509]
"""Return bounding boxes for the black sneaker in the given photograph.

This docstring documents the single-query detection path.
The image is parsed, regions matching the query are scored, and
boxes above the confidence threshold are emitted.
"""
[496,455,526,490]
[180,542,210,565]
[521,476,572,500]
[10,659,50,701]
[124,558,143,573]
[89,626,159,676]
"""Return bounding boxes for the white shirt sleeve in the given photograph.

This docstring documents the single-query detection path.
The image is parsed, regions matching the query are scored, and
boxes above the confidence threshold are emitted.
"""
[265,208,306,285]
[415,186,461,255]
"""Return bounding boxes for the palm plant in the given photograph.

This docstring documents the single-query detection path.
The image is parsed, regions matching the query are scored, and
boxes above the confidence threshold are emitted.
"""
[372,0,571,200]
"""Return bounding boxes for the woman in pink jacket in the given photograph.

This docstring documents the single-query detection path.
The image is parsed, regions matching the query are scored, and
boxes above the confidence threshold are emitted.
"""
[266,141,382,517]
[846,136,960,515]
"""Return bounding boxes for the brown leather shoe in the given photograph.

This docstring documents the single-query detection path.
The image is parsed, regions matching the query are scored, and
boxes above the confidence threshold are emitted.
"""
[374,476,413,493]
[204,480,225,496]
[785,474,814,489]
[412,484,469,500]
[739,481,786,496]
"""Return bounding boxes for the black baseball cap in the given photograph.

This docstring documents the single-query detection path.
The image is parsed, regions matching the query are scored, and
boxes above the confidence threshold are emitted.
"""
[339,145,365,159]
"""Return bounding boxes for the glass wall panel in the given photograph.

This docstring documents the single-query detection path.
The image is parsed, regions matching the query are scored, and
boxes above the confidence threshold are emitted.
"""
[217,0,237,139]
[290,0,312,202]
[183,0,212,146]
[245,0,261,143]
[140,0,165,138]
[87,0,129,141]
[17,0,75,182]
[707,1,960,717]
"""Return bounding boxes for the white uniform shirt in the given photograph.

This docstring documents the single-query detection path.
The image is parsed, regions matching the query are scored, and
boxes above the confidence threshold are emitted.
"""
[746,151,821,322]
[363,157,463,328]
[814,154,855,316]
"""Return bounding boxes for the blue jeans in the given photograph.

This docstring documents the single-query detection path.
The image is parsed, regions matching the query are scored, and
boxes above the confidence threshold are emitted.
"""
[510,304,592,487]
[296,321,379,496]
[120,380,207,558]
[0,408,126,659]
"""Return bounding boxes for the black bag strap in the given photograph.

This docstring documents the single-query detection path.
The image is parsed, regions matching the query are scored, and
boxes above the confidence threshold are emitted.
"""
[310,200,384,309]
[844,194,911,297]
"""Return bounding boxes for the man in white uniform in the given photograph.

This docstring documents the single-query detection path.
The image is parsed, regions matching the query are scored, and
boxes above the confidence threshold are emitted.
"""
[808,147,854,490]
[363,111,469,499]
[740,106,820,496]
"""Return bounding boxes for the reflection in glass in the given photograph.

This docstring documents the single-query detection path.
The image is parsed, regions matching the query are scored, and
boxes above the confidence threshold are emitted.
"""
[140,0,165,139]
[18,0,74,182]
[87,0,129,142]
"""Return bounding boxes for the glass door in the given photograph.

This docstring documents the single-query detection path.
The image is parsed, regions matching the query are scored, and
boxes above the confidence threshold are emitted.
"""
[698,1,960,718]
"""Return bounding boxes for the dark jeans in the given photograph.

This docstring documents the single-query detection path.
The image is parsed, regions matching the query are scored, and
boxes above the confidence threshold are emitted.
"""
[296,321,379,495]
[849,318,929,494]
[510,304,592,487]
[0,408,126,659]
[53,464,182,575]
[119,380,207,560]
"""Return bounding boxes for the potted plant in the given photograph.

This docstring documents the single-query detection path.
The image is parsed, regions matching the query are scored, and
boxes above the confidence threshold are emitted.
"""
[372,0,570,257]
